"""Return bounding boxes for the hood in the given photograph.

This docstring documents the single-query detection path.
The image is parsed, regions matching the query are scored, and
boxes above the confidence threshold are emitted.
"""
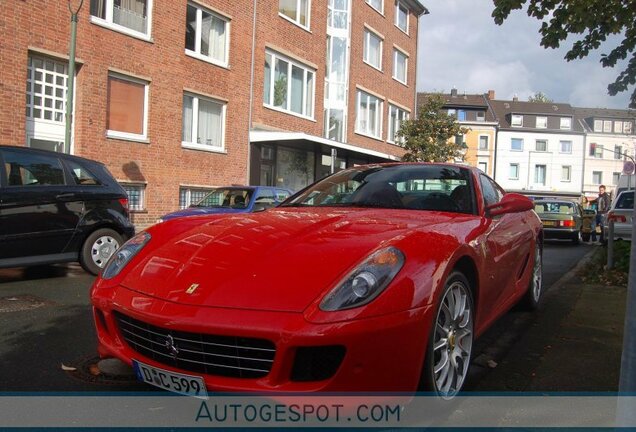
[161,207,246,220]
[122,208,451,312]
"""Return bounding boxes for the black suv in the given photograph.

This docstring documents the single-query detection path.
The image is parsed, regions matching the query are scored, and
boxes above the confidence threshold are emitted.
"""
[0,146,135,275]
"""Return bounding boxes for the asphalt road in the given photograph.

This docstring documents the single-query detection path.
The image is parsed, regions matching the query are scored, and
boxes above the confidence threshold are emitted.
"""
[0,241,595,392]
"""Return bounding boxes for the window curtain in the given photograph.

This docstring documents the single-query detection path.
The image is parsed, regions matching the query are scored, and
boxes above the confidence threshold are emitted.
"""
[198,99,222,148]
[209,16,226,62]
[182,95,193,142]
[115,0,147,33]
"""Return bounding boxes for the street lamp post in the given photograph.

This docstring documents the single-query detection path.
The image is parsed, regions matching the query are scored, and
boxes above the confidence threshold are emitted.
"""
[64,0,84,152]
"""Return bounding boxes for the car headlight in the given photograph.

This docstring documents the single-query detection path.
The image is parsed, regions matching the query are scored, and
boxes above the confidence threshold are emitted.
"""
[102,232,151,280]
[320,247,405,311]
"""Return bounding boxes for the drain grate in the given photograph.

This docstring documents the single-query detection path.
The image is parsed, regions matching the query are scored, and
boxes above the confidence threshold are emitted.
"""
[0,295,56,313]
[65,355,144,386]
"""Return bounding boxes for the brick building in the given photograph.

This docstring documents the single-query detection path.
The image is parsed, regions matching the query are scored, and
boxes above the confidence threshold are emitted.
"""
[1,0,427,227]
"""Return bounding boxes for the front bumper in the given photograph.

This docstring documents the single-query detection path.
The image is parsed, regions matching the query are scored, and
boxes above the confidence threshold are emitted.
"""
[92,285,433,393]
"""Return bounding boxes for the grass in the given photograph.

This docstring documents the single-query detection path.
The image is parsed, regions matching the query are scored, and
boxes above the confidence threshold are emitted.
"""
[581,240,631,286]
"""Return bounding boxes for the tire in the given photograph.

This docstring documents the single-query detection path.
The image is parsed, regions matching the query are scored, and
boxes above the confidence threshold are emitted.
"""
[571,231,581,245]
[420,271,474,399]
[521,241,543,310]
[79,228,123,275]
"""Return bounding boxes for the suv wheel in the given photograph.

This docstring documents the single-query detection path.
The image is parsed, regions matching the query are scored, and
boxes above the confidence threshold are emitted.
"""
[80,228,123,275]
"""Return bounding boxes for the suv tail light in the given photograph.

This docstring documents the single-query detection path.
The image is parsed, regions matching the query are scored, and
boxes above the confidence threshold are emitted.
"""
[118,198,129,212]
[607,212,627,223]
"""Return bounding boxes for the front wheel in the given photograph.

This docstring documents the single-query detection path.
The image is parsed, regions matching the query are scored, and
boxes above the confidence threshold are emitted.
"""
[420,271,474,399]
[80,228,123,275]
[521,241,543,310]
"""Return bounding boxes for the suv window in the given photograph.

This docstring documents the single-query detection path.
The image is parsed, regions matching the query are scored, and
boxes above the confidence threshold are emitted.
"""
[2,149,65,186]
[65,160,100,185]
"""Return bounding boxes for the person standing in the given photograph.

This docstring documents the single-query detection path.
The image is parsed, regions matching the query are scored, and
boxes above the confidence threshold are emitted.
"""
[596,185,611,243]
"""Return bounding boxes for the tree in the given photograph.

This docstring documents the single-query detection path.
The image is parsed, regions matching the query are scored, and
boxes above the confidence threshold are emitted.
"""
[528,91,553,103]
[398,94,470,162]
[492,0,636,108]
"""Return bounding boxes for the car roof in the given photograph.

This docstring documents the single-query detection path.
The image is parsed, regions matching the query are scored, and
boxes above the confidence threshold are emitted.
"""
[0,145,105,167]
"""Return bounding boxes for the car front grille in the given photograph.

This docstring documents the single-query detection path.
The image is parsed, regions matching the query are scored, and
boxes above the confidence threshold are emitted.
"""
[114,312,276,379]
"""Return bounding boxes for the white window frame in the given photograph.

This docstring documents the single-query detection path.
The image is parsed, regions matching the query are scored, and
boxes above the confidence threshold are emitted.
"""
[560,117,572,130]
[90,0,153,41]
[509,163,519,180]
[534,165,547,185]
[535,116,547,129]
[278,0,311,30]
[478,162,487,173]
[511,138,523,151]
[363,29,383,71]
[615,145,623,160]
[593,119,603,132]
[614,121,623,134]
[476,111,486,122]
[613,172,621,185]
[366,0,383,14]
[392,48,408,85]
[592,171,603,185]
[561,165,571,182]
[603,120,612,133]
[387,104,408,144]
[263,50,316,120]
[559,140,572,154]
[356,90,383,140]
[478,135,489,150]
[181,92,227,153]
[511,114,523,127]
[185,2,230,68]
[624,121,633,134]
[535,139,548,152]
[395,1,409,34]
[121,183,146,211]
[106,72,149,142]
[179,186,215,209]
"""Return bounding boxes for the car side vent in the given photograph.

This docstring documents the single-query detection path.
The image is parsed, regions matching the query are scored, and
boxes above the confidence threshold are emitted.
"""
[517,252,530,280]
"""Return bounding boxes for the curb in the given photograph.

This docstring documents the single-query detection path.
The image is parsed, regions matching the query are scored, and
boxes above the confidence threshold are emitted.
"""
[549,245,599,289]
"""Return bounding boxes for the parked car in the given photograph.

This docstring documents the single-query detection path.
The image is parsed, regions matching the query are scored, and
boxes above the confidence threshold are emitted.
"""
[0,145,135,275]
[605,190,633,241]
[157,186,292,222]
[533,199,583,244]
[91,163,542,398]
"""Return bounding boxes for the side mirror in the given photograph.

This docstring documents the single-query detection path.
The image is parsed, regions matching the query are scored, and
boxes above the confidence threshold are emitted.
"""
[486,193,533,217]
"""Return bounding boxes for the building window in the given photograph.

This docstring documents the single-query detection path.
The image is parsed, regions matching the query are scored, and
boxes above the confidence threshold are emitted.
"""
[388,105,408,143]
[363,29,383,70]
[613,172,621,185]
[592,171,603,185]
[511,138,523,151]
[624,122,633,134]
[356,90,383,139]
[395,1,408,33]
[593,119,602,132]
[182,93,226,151]
[590,143,604,158]
[559,140,572,154]
[90,0,152,38]
[535,139,547,152]
[106,73,148,141]
[603,120,612,133]
[279,0,310,28]
[476,111,485,122]
[447,109,456,117]
[561,165,571,182]
[121,183,145,211]
[511,114,523,127]
[536,116,547,129]
[560,117,571,130]
[509,163,519,180]
[393,49,407,84]
[479,135,489,150]
[366,0,383,13]
[614,121,623,134]
[179,186,214,209]
[534,165,546,185]
[185,3,229,66]
[615,145,623,159]
[478,162,487,173]
[263,51,315,118]
[457,110,466,121]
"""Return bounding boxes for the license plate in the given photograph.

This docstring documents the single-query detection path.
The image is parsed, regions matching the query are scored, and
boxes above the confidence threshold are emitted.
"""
[133,360,208,398]
[542,220,556,227]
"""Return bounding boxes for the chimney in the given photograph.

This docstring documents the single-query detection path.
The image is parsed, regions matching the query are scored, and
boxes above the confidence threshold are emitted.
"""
[450,87,458,97]
[487,90,495,100]
[513,94,519,102]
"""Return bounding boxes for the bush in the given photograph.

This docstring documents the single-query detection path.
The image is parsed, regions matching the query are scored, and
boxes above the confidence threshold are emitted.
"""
[582,241,631,286]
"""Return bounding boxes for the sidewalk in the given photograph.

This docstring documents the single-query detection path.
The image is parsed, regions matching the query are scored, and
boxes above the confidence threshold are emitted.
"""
[472,247,627,392]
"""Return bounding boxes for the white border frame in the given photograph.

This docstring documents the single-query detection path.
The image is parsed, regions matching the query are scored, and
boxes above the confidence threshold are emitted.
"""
[394,1,409,34]
[355,89,384,140]
[392,48,408,85]
[365,0,384,15]
[90,0,153,42]
[387,104,409,144]
[106,72,149,143]
[185,1,231,69]
[363,28,383,72]
[181,92,227,153]
[278,0,312,31]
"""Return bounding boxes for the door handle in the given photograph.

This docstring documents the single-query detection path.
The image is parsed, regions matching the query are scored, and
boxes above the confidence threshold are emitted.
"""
[55,193,76,199]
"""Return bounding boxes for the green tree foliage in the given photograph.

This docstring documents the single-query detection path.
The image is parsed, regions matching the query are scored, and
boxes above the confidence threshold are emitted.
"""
[492,0,636,108]
[528,91,553,103]
[398,94,470,162]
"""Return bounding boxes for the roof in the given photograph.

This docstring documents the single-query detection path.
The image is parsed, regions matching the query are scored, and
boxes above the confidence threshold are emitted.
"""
[403,0,429,15]
[417,92,497,122]
[574,107,636,132]
[489,99,585,133]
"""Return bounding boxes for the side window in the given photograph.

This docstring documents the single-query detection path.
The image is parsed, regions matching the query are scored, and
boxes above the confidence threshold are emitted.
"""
[254,189,276,209]
[275,189,291,201]
[65,160,100,185]
[2,149,65,186]
[480,174,503,207]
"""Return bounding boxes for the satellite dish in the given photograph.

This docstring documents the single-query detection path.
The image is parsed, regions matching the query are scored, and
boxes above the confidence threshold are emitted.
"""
[623,160,635,175]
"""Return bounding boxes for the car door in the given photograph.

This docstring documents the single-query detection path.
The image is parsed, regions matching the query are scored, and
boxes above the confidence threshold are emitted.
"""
[479,174,533,315]
[0,148,81,260]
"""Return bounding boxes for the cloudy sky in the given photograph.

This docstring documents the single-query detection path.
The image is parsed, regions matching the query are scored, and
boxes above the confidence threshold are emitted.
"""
[416,0,633,109]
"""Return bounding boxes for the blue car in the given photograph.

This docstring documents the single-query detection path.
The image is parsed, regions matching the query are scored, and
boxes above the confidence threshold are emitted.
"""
[158,186,293,223]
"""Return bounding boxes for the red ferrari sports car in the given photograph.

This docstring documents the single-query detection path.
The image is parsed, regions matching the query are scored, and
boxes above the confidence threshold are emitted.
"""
[91,163,543,398]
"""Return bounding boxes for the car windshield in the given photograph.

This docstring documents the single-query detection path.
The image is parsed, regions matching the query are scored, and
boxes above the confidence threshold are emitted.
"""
[193,188,252,209]
[615,191,634,210]
[534,201,576,215]
[282,164,474,213]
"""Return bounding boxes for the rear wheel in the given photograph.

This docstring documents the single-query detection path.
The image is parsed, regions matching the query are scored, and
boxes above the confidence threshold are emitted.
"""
[80,228,123,275]
[421,271,474,399]
[572,231,581,244]
[521,242,543,310]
